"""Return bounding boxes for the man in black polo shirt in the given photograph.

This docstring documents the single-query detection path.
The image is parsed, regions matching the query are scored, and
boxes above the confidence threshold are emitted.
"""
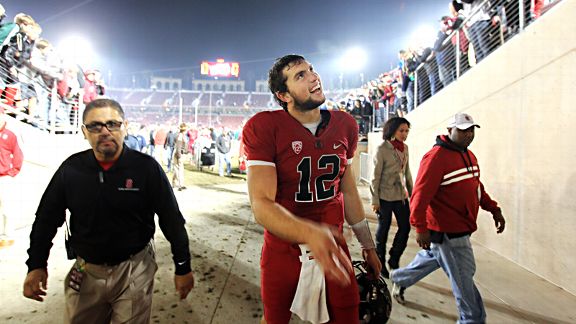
[23,98,194,323]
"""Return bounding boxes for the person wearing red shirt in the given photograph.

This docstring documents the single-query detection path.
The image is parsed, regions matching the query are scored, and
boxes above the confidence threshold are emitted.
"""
[0,106,23,247]
[243,55,381,324]
[390,113,505,324]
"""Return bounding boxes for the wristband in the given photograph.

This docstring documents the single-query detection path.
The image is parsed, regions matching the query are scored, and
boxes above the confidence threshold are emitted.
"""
[174,259,191,275]
[350,218,376,250]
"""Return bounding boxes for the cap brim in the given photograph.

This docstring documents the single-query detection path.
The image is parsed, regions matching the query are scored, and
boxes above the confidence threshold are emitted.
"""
[453,123,480,130]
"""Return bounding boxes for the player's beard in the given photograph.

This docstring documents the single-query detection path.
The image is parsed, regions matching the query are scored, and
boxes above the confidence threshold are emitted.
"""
[293,95,325,112]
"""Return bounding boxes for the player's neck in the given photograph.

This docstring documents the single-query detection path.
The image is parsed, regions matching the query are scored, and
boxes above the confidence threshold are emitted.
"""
[287,107,321,125]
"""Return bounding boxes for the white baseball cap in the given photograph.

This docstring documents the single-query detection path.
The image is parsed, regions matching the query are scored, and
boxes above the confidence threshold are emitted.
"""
[447,113,480,130]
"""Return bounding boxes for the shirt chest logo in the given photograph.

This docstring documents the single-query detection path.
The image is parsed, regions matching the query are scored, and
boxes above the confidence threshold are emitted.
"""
[118,178,140,191]
[292,141,302,155]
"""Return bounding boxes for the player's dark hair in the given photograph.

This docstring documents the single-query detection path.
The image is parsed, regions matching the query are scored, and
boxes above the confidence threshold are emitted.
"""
[268,54,305,111]
[383,117,410,140]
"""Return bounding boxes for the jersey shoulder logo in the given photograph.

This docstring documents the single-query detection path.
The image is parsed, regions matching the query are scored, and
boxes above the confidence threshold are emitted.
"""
[333,143,342,149]
[292,141,303,154]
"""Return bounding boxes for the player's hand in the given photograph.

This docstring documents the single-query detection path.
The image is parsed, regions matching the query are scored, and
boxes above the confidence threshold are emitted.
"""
[174,272,194,300]
[371,204,379,213]
[416,230,431,250]
[307,225,353,286]
[362,248,382,280]
[492,210,506,234]
[23,268,48,302]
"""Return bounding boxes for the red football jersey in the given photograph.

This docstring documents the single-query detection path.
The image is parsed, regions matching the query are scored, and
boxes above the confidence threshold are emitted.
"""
[243,109,358,227]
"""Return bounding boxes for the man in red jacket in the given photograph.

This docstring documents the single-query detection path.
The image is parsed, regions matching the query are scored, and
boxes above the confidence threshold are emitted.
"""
[0,106,24,247]
[390,113,505,324]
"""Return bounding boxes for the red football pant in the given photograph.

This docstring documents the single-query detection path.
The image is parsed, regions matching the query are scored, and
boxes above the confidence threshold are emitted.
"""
[260,239,359,324]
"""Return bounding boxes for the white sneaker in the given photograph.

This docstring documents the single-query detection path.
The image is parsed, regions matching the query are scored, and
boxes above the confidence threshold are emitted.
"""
[392,282,406,305]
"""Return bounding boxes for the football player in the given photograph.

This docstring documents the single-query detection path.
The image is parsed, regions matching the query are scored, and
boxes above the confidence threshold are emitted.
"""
[243,54,381,323]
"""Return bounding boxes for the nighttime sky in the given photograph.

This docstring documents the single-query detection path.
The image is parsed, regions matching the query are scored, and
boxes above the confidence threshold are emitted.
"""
[3,0,449,88]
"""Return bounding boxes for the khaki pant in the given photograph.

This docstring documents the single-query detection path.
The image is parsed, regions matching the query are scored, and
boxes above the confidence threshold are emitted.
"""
[172,154,185,188]
[64,243,158,324]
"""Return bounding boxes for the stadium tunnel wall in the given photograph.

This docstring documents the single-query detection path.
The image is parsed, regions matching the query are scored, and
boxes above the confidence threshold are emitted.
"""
[368,0,576,295]
[5,117,89,230]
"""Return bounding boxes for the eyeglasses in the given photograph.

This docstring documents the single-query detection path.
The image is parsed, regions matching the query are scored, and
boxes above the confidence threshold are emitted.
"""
[83,120,124,133]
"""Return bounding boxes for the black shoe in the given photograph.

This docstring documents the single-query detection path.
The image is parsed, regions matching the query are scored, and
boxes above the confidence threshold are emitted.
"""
[380,266,390,279]
[388,260,399,270]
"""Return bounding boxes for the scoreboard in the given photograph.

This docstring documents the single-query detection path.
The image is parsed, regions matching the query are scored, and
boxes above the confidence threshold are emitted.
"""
[200,58,240,78]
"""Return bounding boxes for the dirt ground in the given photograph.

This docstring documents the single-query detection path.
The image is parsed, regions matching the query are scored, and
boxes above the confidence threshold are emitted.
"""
[2,161,575,324]
[0,164,322,324]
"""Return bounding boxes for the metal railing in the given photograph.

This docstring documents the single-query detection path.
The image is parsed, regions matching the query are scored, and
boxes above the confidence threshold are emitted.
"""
[1,61,84,134]
[411,0,562,110]
[359,152,372,184]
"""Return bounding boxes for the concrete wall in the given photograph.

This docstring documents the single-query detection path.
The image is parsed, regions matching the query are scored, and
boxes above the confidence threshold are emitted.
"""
[369,0,576,295]
[3,118,89,230]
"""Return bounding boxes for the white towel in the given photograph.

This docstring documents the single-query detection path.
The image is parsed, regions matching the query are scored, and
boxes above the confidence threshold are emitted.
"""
[290,245,330,324]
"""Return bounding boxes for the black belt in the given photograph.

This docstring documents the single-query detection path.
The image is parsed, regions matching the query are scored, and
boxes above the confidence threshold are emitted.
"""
[446,232,471,239]
[80,244,147,266]
[429,230,471,243]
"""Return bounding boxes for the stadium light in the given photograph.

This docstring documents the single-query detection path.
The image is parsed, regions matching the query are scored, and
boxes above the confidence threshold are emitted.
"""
[340,47,367,72]
[57,35,96,69]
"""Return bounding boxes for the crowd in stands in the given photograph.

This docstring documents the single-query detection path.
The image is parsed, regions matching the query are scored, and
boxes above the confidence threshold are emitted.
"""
[0,4,106,131]
[324,0,562,136]
[0,0,563,139]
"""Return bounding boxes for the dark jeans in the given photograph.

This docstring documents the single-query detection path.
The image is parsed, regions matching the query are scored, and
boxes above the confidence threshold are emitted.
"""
[468,20,491,62]
[166,146,175,171]
[375,199,411,269]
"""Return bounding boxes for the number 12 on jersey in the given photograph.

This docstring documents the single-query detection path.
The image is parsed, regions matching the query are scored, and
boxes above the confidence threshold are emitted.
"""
[295,155,341,202]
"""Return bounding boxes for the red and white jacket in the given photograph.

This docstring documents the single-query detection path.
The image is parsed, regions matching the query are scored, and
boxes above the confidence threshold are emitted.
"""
[0,123,23,177]
[410,135,500,234]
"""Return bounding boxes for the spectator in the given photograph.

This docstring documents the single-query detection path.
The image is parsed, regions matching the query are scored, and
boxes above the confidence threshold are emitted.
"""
[28,39,63,126]
[172,123,187,191]
[435,16,456,88]
[378,74,396,119]
[418,46,442,97]
[390,113,505,324]
[399,50,418,112]
[0,106,23,247]
[209,127,217,141]
[448,2,471,75]
[135,125,147,153]
[460,0,492,63]
[1,14,37,116]
[93,69,105,96]
[371,117,413,279]
[153,125,167,164]
[22,99,195,321]
[186,126,198,163]
[164,128,177,172]
[82,69,98,104]
[124,125,141,151]
[216,127,231,177]
[147,125,155,156]
[56,64,85,126]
